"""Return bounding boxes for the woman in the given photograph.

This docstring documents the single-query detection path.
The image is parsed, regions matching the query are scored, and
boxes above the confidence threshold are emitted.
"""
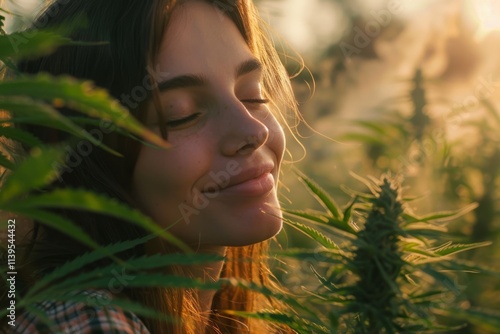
[2,0,299,333]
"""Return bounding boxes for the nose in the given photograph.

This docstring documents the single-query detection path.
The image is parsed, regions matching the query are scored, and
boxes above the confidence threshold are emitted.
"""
[218,100,269,156]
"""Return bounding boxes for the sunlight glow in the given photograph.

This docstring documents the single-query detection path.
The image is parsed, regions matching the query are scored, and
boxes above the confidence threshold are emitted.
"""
[470,0,500,37]
[259,0,344,53]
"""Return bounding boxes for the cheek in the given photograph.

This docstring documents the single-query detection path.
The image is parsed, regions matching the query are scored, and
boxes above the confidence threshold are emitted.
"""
[131,141,211,213]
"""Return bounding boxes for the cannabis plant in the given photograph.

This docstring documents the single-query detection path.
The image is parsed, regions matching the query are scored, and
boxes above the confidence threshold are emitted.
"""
[340,61,500,331]
[274,172,500,333]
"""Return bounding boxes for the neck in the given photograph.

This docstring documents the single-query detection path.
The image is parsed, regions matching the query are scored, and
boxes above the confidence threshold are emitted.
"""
[184,246,227,313]
[145,239,226,313]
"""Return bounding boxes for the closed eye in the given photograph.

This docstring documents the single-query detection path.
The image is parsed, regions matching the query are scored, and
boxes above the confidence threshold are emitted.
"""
[241,98,269,104]
[166,113,202,129]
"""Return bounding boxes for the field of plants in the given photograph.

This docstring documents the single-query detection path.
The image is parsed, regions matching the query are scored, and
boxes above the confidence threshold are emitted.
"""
[1,0,499,333]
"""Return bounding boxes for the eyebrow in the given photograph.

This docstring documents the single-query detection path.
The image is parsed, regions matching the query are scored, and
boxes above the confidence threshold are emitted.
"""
[157,58,263,92]
[235,58,262,78]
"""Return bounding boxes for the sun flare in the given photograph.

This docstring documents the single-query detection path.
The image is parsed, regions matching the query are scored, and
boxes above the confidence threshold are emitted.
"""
[470,0,500,37]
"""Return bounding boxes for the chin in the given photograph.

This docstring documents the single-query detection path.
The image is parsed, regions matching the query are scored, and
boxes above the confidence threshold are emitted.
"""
[224,206,284,247]
[189,210,283,248]
[173,192,284,248]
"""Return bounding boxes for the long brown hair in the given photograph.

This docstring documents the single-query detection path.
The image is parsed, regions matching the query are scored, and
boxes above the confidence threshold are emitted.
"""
[1,0,298,333]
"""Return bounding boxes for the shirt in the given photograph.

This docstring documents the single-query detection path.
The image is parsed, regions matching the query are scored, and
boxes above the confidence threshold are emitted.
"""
[9,289,151,334]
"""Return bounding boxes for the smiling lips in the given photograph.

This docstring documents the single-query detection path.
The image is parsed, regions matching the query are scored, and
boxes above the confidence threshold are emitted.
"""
[203,165,275,196]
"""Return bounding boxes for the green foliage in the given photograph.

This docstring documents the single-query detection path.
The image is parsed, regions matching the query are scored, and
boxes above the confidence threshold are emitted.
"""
[0,234,224,329]
[334,57,500,333]
[0,12,179,253]
[1,3,499,333]
[0,31,72,60]
[348,178,405,333]
[0,146,64,201]
[3,187,191,252]
[0,12,205,330]
[272,172,500,333]
[0,74,169,150]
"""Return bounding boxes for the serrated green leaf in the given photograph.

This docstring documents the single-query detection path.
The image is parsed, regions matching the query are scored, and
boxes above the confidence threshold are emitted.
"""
[1,96,80,127]
[296,172,343,219]
[0,96,121,155]
[11,208,103,257]
[433,241,491,257]
[324,216,358,235]
[404,222,448,233]
[283,208,330,224]
[283,208,356,236]
[404,246,438,259]
[284,218,338,250]
[27,274,221,304]
[0,146,64,201]
[23,233,158,299]
[0,75,169,149]
[5,188,190,252]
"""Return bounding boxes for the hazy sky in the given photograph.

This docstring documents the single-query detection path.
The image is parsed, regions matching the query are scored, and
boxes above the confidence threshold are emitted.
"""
[258,0,500,53]
[258,0,342,53]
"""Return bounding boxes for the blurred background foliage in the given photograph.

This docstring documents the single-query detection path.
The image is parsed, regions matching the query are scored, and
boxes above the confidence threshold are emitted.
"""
[255,0,500,333]
[1,0,499,333]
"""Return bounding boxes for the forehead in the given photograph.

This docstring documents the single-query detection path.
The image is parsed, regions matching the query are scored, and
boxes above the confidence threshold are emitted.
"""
[155,1,254,81]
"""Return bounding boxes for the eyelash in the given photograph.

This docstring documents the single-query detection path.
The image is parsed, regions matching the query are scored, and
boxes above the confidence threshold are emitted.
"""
[166,113,202,128]
[165,99,269,128]
[241,98,270,105]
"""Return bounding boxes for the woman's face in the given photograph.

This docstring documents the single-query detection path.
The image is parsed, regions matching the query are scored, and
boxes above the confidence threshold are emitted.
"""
[131,1,286,248]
